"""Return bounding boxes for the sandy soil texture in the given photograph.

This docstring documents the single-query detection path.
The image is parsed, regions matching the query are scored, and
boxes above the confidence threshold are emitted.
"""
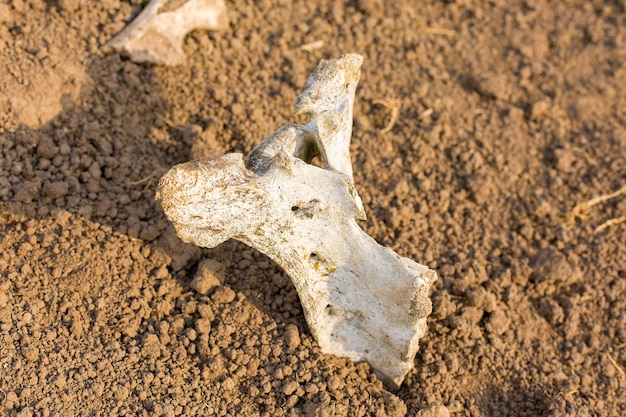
[1,0,626,416]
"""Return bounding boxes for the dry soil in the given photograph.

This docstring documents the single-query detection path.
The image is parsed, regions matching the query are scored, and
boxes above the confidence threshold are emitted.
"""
[1,0,626,416]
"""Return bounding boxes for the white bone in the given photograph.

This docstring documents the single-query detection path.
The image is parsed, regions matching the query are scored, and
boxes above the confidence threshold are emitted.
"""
[105,0,229,65]
[156,54,438,388]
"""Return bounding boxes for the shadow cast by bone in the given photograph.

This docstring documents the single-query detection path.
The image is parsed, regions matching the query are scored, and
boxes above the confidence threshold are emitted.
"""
[0,48,335,358]
[475,378,551,417]
[2,53,189,239]
[203,239,306,328]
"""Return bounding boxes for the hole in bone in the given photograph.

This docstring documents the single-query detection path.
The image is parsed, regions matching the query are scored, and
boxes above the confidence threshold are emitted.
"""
[298,137,325,167]
[290,200,319,219]
[309,253,318,260]
[325,304,334,316]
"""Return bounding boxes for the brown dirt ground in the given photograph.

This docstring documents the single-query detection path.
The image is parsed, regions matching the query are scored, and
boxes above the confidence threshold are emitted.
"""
[1,0,626,416]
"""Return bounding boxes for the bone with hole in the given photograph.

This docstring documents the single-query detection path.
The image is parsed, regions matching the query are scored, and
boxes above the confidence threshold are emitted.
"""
[156,54,438,388]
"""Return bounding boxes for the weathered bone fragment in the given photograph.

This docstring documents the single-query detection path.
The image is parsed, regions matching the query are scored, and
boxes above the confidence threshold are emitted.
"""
[156,54,438,388]
[106,0,229,65]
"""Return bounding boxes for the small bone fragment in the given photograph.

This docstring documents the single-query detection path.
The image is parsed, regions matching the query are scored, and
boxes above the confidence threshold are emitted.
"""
[156,54,438,388]
[105,0,229,65]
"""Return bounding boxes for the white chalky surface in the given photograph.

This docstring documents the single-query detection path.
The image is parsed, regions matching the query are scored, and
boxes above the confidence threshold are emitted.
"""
[157,54,438,388]
[106,0,229,65]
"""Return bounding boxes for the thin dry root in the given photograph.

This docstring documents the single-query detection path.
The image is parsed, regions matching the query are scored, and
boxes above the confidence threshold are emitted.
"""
[607,354,626,378]
[556,388,579,401]
[373,99,400,134]
[127,173,155,186]
[422,27,457,36]
[594,215,626,234]
[568,184,626,224]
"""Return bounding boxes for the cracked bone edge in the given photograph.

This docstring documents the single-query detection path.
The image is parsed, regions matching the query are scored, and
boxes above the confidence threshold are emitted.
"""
[156,54,438,388]
[105,0,229,65]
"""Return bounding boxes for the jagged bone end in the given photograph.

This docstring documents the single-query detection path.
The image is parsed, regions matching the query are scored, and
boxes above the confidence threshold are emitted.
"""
[295,53,363,179]
[156,54,438,388]
[105,0,229,65]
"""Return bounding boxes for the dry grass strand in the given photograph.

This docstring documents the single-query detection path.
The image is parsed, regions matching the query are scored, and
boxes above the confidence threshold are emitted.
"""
[373,99,400,134]
[568,184,626,224]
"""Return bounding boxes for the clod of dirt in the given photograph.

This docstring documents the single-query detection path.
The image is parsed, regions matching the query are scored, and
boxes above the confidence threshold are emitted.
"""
[153,226,202,272]
[42,181,70,199]
[485,309,511,336]
[472,72,511,101]
[415,404,450,417]
[0,4,14,23]
[57,0,84,12]
[529,99,552,119]
[284,324,301,349]
[531,247,582,295]
[538,297,565,326]
[191,258,225,295]
[356,0,383,16]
